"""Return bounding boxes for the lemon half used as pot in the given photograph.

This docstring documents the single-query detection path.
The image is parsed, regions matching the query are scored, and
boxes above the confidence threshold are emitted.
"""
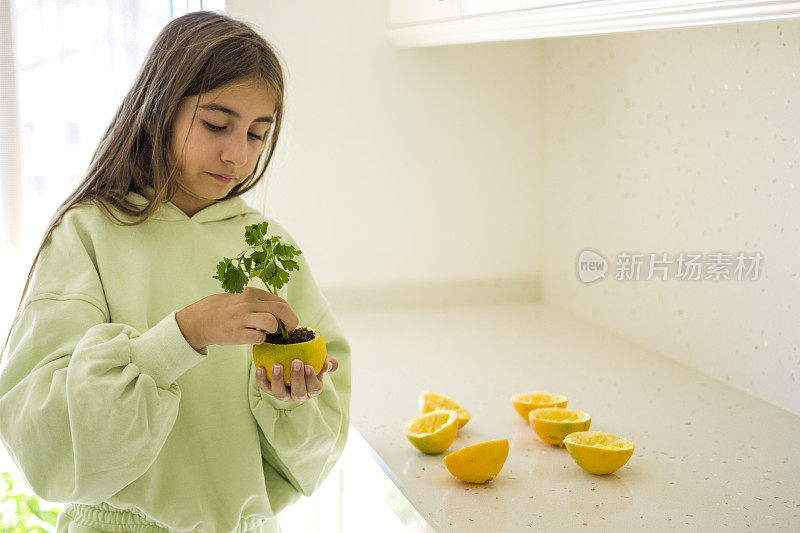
[563,431,634,475]
[404,410,459,455]
[511,391,569,421]
[443,439,509,484]
[529,408,591,446]
[253,327,326,386]
[419,391,471,429]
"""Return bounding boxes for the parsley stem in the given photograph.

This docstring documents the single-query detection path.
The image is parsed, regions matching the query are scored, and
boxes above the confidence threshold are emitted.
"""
[267,282,290,339]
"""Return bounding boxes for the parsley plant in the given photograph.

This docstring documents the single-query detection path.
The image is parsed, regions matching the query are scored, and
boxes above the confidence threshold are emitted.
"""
[213,222,302,338]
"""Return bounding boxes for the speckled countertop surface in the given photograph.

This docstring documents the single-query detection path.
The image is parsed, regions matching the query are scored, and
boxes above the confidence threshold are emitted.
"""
[336,301,800,531]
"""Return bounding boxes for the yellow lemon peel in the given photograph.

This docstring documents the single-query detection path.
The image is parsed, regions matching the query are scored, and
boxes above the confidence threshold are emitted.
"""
[511,391,569,421]
[253,327,326,386]
[528,408,591,446]
[404,410,459,455]
[563,431,634,475]
[443,439,509,484]
[419,391,471,429]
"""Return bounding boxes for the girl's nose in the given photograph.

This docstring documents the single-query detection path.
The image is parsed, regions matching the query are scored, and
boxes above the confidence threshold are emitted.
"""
[221,133,248,167]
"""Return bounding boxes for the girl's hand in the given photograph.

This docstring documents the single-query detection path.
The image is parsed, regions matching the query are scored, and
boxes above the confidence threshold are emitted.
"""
[176,286,299,350]
[256,355,339,403]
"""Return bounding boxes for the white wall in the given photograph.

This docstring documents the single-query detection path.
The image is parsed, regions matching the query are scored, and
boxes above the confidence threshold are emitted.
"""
[229,1,800,416]
[229,0,543,298]
[540,20,800,416]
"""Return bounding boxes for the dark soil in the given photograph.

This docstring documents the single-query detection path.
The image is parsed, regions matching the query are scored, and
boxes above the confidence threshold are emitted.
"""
[263,326,315,345]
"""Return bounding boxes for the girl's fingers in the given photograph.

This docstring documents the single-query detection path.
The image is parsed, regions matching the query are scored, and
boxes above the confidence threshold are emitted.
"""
[315,356,339,381]
[289,359,308,402]
[243,286,287,302]
[257,357,337,402]
[255,364,304,403]
[270,364,292,401]
[248,309,298,334]
[247,314,279,334]
[256,365,270,392]
[327,357,339,373]
[306,365,323,398]
[242,296,299,333]
[255,364,286,399]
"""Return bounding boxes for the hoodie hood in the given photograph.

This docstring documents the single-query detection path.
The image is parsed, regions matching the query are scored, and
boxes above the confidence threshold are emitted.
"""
[124,185,261,224]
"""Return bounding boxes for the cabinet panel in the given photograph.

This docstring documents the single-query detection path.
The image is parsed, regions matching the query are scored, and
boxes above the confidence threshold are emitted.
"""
[461,0,570,16]
[387,1,800,48]
[388,0,460,26]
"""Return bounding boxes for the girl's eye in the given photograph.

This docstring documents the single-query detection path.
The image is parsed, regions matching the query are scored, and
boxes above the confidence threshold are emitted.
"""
[203,121,266,142]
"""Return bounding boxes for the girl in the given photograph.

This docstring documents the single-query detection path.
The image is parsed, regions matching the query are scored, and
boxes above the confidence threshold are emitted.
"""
[0,11,350,533]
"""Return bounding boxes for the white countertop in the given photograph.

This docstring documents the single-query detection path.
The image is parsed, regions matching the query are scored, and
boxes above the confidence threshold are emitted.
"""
[335,300,800,532]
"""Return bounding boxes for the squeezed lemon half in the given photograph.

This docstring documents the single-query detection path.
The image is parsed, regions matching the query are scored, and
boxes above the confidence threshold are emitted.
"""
[563,431,634,475]
[529,408,592,446]
[511,391,569,421]
[443,439,509,484]
[404,410,459,455]
[419,391,471,429]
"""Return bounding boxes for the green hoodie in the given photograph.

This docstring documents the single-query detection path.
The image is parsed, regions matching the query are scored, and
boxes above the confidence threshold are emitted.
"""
[0,187,351,532]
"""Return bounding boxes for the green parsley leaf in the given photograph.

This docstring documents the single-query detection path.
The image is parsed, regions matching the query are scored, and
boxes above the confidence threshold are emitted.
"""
[213,221,302,297]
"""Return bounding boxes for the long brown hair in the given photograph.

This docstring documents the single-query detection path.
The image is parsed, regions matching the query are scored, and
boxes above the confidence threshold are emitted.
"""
[1,11,286,363]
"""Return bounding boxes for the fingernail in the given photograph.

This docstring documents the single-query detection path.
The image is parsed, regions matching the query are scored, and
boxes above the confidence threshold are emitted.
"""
[257,367,264,377]
[327,361,332,371]
[305,365,313,376]
[293,360,302,371]
[273,364,280,375]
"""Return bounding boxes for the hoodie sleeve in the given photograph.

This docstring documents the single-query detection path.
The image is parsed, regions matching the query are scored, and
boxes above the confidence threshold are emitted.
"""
[247,219,352,509]
[0,211,207,504]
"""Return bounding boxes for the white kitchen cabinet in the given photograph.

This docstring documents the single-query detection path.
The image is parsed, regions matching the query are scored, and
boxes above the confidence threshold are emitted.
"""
[387,0,800,47]
[461,0,570,17]
[387,0,460,26]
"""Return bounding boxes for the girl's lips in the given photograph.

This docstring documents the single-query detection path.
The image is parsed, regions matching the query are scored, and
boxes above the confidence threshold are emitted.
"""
[209,173,233,183]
